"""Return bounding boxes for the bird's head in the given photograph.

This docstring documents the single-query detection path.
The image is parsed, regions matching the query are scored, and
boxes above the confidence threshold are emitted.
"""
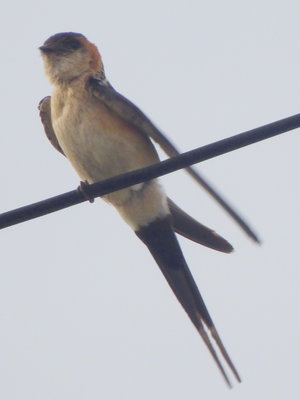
[39,32,104,84]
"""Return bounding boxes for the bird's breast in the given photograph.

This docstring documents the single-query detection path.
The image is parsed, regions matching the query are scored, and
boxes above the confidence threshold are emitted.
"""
[50,86,159,206]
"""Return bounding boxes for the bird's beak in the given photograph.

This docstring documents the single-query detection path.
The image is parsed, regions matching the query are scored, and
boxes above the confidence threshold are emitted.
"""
[39,45,56,53]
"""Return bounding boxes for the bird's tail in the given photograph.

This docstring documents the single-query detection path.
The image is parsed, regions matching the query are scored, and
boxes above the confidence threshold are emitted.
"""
[136,216,241,387]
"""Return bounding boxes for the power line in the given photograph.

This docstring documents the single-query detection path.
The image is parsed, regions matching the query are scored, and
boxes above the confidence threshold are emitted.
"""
[0,112,299,231]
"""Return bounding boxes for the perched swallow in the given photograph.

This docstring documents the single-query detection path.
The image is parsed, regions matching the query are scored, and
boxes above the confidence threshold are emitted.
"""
[39,32,241,386]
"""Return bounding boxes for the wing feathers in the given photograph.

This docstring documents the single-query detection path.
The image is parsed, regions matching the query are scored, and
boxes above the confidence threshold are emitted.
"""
[38,96,65,156]
[87,78,258,242]
[168,198,233,253]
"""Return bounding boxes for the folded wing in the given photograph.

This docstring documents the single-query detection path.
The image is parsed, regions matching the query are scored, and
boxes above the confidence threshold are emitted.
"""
[168,198,233,253]
[87,78,259,242]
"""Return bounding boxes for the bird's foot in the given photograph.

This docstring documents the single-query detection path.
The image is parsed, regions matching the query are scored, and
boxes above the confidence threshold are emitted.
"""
[78,180,95,203]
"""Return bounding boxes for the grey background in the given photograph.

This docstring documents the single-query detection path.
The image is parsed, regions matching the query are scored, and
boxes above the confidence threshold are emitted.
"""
[0,1,299,399]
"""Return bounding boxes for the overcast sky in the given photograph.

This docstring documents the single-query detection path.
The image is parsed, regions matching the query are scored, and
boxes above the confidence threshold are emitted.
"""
[0,1,299,399]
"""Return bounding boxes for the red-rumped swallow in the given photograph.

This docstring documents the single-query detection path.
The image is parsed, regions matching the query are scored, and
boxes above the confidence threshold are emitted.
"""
[39,32,241,386]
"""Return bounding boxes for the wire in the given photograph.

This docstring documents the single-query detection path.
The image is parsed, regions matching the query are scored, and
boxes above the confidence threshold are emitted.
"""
[0,112,299,230]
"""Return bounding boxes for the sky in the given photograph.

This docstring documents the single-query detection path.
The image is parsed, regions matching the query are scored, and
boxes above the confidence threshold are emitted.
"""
[0,1,299,399]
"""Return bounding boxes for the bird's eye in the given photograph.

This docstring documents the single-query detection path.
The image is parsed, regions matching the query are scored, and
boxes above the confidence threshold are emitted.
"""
[64,39,81,51]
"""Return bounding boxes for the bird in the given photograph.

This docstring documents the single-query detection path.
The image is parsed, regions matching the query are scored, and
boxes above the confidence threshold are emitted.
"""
[39,32,241,386]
